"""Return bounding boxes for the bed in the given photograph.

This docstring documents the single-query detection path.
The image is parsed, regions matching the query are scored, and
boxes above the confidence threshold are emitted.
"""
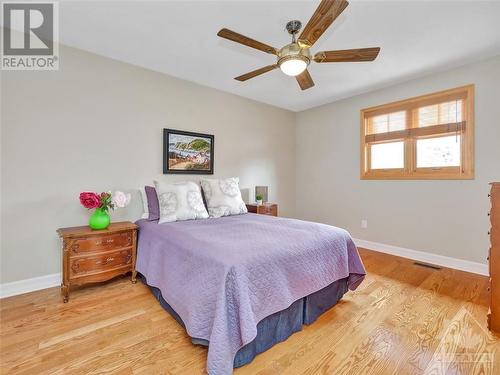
[136,213,365,374]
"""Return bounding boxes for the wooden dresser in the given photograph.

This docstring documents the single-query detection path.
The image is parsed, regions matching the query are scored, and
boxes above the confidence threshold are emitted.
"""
[488,182,500,333]
[57,222,138,302]
[246,203,278,217]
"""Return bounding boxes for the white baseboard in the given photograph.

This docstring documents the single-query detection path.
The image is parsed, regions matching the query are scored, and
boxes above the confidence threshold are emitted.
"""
[0,273,61,299]
[354,238,488,276]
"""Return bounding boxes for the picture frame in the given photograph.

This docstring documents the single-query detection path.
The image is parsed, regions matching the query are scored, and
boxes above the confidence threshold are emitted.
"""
[163,129,214,174]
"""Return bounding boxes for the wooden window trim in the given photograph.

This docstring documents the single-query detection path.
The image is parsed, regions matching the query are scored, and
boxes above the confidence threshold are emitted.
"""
[360,85,474,180]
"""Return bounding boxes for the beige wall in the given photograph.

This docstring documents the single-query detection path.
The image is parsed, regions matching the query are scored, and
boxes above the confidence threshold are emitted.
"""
[296,56,500,264]
[0,45,296,283]
[2,44,499,285]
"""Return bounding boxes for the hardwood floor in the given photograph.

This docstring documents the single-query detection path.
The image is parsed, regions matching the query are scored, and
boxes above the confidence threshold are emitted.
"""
[1,248,499,374]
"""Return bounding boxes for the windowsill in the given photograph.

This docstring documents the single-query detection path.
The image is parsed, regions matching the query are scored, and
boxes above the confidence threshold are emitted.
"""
[361,171,475,180]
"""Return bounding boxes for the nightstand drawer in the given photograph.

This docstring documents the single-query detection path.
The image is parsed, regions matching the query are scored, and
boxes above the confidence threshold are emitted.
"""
[258,205,277,216]
[70,249,132,278]
[70,231,133,255]
[246,203,278,217]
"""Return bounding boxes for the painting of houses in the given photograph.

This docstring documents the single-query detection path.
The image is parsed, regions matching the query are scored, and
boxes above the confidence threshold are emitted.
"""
[163,129,214,174]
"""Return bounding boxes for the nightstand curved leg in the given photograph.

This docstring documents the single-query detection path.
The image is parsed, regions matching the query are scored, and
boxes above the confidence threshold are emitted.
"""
[131,270,137,284]
[61,284,69,303]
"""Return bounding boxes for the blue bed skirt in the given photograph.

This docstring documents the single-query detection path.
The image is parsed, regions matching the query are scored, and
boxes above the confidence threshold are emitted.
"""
[143,276,348,368]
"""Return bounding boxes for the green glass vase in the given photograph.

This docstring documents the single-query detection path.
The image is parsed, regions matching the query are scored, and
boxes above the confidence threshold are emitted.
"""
[89,208,110,230]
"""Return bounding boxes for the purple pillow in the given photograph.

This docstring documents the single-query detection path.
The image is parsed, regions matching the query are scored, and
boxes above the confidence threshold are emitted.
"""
[145,185,159,221]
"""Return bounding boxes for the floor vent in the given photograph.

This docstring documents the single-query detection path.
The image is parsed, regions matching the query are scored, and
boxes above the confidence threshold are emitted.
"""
[413,261,442,270]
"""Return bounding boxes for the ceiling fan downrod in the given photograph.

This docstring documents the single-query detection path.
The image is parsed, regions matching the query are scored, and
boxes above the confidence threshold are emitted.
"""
[286,20,302,43]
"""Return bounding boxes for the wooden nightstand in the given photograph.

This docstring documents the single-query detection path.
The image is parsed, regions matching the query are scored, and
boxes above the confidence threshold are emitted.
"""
[246,203,278,217]
[57,221,138,302]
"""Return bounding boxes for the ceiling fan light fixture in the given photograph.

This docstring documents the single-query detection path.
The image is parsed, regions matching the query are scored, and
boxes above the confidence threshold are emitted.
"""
[279,56,308,76]
[277,43,310,77]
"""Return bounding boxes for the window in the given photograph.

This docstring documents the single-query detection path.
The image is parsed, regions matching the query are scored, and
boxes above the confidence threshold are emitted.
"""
[360,85,474,179]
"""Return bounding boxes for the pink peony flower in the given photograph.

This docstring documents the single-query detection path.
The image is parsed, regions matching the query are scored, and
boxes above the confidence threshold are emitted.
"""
[79,192,101,209]
[112,191,131,208]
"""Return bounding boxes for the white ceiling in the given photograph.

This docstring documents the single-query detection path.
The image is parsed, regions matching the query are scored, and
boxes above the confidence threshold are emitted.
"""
[53,1,500,111]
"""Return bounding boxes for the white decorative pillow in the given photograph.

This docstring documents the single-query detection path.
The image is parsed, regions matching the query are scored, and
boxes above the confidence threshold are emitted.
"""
[154,181,209,224]
[200,177,248,218]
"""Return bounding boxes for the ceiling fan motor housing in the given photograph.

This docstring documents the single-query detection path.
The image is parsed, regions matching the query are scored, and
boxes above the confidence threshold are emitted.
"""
[278,42,311,67]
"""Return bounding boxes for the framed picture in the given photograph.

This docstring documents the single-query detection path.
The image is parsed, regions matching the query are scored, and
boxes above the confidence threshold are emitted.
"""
[163,129,214,174]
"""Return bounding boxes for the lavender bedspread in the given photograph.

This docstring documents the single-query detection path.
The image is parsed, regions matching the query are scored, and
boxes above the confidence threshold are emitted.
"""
[136,213,365,374]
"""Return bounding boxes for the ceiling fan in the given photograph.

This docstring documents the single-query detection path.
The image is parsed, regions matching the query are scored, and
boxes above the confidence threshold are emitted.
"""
[217,0,380,90]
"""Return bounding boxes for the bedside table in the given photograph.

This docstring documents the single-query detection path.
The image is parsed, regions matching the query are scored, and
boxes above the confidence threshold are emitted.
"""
[246,203,278,217]
[57,221,138,302]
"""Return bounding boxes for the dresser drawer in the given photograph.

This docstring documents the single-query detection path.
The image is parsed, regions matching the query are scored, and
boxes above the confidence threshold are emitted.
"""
[491,186,500,205]
[489,247,492,276]
[490,206,500,230]
[69,231,133,255]
[491,228,500,247]
[70,249,132,278]
[491,244,500,273]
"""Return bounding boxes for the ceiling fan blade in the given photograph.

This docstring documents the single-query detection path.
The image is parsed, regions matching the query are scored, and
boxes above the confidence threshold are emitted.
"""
[235,64,278,81]
[296,69,315,90]
[217,28,277,55]
[298,0,349,47]
[314,47,380,63]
